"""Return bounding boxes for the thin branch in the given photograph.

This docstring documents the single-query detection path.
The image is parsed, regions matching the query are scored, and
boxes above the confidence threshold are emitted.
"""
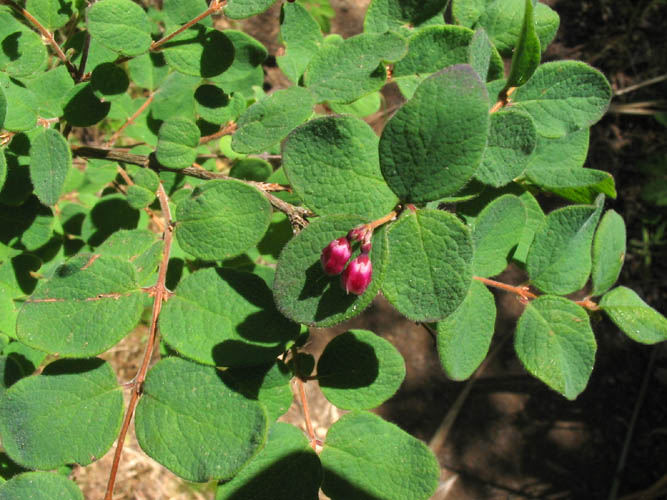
[490,86,517,114]
[296,378,317,450]
[473,276,537,301]
[104,92,155,148]
[200,121,237,145]
[75,32,91,81]
[149,0,226,52]
[71,146,313,229]
[2,0,78,80]
[104,184,174,500]
[614,73,667,97]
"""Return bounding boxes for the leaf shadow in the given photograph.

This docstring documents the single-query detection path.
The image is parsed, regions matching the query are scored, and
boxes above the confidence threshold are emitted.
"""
[216,451,322,500]
[321,466,386,500]
[298,262,356,322]
[87,197,140,247]
[41,357,105,376]
[160,27,234,78]
[318,332,379,390]
[1,32,20,62]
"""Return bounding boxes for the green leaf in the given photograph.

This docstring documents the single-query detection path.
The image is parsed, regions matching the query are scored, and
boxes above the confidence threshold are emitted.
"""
[304,32,407,103]
[473,0,559,56]
[3,340,47,376]
[230,158,272,182]
[505,0,541,87]
[318,329,405,410]
[512,61,612,138]
[364,0,448,33]
[21,66,74,118]
[87,0,152,56]
[0,75,38,132]
[474,109,537,187]
[379,65,489,202]
[80,193,142,246]
[150,72,199,121]
[29,129,71,207]
[220,361,293,421]
[468,28,502,81]
[0,18,47,78]
[225,0,276,19]
[96,229,163,283]
[215,423,321,500]
[0,87,5,130]
[471,194,526,277]
[0,358,124,469]
[515,295,596,399]
[0,151,6,195]
[163,27,234,78]
[591,210,626,296]
[383,209,473,322]
[0,197,54,250]
[135,356,268,482]
[63,83,111,127]
[232,87,315,154]
[16,254,144,357]
[0,472,83,500]
[156,117,200,168]
[320,411,439,500]
[393,25,503,85]
[436,280,496,380]
[277,2,323,83]
[90,63,129,102]
[27,0,73,30]
[282,115,398,218]
[273,215,388,327]
[512,186,545,266]
[195,84,244,125]
[160,267,298,367]
[524,128,590,171]
[600,287,667,344]
[174,179,272,261]
[526,197,603,294]
[526,166,616,204]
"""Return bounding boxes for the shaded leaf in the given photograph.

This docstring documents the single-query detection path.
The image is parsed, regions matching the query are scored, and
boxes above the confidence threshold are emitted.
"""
[591,210,625,296]
[600,287,667,344]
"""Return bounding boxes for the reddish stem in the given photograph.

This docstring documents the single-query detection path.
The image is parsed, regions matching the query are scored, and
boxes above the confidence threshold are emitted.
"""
[474,276,537,300]
[200,121,237,145]
[105,93,155,148]
[149,0,226,52]
[296,378,317,450]
[490,86,517,114]
[103,184,174,500]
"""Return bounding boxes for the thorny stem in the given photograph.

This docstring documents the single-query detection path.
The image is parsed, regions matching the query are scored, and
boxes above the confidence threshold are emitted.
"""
[474,276,600,311]
[103,184,174,500]
[2,0,78,80]
[104,93,155,148]
[489,86,517,114]
[149,0,226,52]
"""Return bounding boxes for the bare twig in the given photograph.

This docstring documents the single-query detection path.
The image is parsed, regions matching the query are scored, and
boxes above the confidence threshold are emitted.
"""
[200,121,237,145]
[490,86,517,114]
[614,74,667,97]
[104,93,155,148]
[2,0,78,80]
[103,184,174,500]
[473,276,537,301]
[149,0,226,52]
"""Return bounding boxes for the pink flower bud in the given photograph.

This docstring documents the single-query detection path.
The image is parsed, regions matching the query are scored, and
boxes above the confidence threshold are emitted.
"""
[360,231,372,254]
[320,237,352,275]
[341,254,372,295]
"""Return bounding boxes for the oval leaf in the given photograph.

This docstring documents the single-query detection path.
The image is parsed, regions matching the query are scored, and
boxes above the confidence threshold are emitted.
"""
[382,209,473,322]
[320,411,439,500]
[160,268,298,367]
[379,65,489,202]
[512,61,612,138]
[591,209,626,296]
[526,198,603,294]
[163,27,234,78]
[515,296,596,399]
[87,0,152,56]
[282,115,398,218]
[277,2,323,83]
[317,329,406,410]
[16,254,144,357]
[273,215,388,327]
[135,357,268,482]
[600,287,667,344]
[156,117,200,169]
[0,359,124,469]
[29,128,71,207]
[174,179,272,261]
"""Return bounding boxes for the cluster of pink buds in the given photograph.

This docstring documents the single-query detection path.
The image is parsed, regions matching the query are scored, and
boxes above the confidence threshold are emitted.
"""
[320,224,373,295]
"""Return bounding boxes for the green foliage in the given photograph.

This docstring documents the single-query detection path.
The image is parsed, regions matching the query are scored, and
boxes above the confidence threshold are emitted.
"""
[0,0,664,498]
